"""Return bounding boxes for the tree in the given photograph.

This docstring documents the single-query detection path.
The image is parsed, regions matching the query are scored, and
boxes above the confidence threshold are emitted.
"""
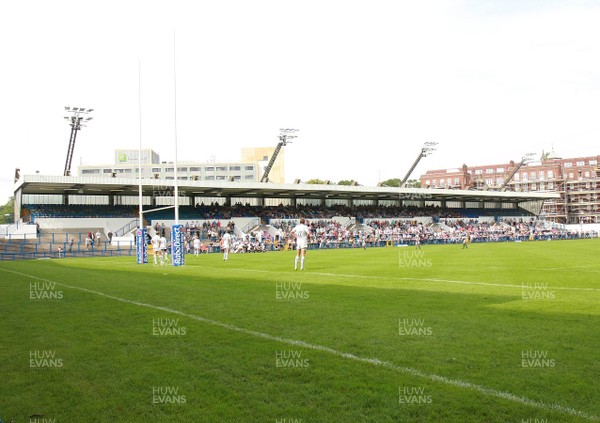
[0,196,14,224]
[337,180,353,186]
[305,179,327,184]
[380,178,401,187]
[379,178,421,188]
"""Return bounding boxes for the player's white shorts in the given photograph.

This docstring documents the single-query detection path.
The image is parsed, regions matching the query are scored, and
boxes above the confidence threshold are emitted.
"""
[296,239,308,250]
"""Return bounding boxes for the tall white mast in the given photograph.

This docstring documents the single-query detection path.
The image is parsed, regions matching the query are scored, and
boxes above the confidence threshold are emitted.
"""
[138,60,143,227]
[173,29,180,224]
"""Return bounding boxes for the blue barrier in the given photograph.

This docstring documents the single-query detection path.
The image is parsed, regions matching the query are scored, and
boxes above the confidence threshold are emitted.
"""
[0,233,595,261]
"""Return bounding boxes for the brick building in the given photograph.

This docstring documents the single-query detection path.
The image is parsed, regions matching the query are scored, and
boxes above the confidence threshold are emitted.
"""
[420,154,600,224]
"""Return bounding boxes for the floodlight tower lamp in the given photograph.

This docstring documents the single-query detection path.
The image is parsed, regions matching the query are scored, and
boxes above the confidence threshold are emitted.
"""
[400,141,437,187]
[63,105,93,176]
[522,152,535,163]
[261,128,299,182]
[499,152,536,191]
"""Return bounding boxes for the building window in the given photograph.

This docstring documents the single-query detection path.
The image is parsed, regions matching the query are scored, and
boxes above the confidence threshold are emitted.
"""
[190,167,201,171]
[216,166,227,171]
[514,174,520,181]
[475,169,483,175]
[205,167,214,172]
[425,180,430,186]
[453,177,459,185]
[165,168,174,172]
[103,169,113,174]
[522,173,528,181]
[245,166,254,171]
[486,168,494,174]
[216,175,227,180]
[576,161,585,166]
[82,169,100,174]
[123,169,132,173]
[564,162,572,168]
[548,182,554,190]
[178,176,187,180]
[205,176,215,180]
[590,160,598,165]
[547,170,554,178]
[229,166,241,171]
[152,167,161,172]
[262,156,268,161]
[178,167,188,172]
[245,175,254,180]
[496,167,504,173]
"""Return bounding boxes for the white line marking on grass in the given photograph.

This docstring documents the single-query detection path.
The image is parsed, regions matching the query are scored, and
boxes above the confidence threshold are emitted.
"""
[488,265,599,272]
[1,267,598,421]
[201,267,600,292]
[542,265,597,271]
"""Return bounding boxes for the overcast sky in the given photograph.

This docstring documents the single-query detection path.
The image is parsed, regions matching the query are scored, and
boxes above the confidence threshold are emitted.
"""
[1,0,599,203]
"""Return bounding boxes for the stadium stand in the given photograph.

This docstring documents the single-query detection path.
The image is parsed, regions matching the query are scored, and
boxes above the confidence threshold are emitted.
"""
[2,203,595,260]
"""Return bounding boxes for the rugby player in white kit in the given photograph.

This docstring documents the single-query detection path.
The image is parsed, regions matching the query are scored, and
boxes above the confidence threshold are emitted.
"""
[221,229,232,261]
[159,234,168,265]
[151,233,161,265]
[193,236,201,256]
[291,218,310,270]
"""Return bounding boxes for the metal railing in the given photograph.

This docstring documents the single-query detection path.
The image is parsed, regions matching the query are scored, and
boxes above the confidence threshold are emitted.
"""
[114,218,140,237]
[240,218,261,235]
[0,241,135,260]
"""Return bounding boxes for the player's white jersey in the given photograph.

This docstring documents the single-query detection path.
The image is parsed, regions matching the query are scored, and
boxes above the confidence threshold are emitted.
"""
[159,236,167,250]
[193,238,201,250]
[151,235,160,251]
[221,233,232,249]
[292,223,310,249]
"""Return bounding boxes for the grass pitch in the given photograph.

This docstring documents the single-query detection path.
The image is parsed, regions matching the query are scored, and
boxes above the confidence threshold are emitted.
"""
[1,239,599,422]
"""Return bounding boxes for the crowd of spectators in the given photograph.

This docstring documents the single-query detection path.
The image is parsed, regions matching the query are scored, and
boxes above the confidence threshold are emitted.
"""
[184,202,465,221]
[270,217,597,249]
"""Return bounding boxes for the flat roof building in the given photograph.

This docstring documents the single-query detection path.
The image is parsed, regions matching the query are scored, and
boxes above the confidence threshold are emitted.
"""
[77,147,284,184]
